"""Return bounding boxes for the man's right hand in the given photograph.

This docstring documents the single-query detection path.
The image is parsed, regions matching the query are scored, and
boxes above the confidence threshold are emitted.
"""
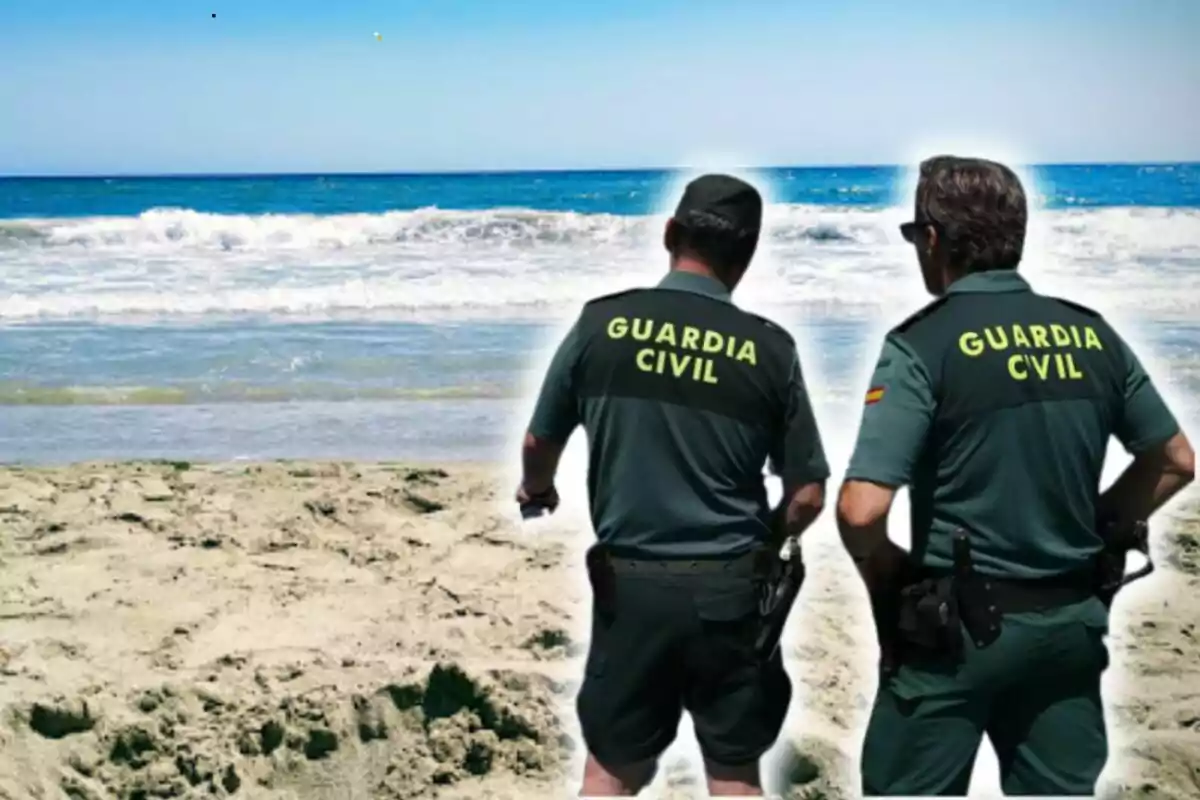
[870,588,902,676]
[860,540,913,675]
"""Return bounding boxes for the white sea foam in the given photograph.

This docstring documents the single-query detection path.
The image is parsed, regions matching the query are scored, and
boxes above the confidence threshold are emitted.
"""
[1,204,1198,323]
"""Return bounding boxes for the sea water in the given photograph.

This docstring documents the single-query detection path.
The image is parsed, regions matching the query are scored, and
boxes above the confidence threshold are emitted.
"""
[1,164,1197,463]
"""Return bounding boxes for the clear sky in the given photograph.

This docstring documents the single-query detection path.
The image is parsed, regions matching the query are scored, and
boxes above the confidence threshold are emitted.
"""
[2,0,1198,175]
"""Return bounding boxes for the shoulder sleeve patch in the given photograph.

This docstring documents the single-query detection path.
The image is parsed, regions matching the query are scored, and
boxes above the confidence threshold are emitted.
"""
[1047,296,1102,318]
[890,295,952,335]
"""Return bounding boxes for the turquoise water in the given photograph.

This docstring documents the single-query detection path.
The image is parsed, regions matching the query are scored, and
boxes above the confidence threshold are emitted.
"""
[1,166,1198,463]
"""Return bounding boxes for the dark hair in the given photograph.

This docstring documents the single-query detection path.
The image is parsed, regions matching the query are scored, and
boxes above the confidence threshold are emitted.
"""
[667,210,760,279]
[915,156,1028,272]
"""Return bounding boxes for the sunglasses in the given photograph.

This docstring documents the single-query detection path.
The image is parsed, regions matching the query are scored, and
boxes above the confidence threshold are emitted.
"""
[899,218,941,243]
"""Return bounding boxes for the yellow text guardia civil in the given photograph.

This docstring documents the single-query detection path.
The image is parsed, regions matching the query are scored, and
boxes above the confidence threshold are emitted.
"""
[606,316,758,384]
[959,322,1104,381]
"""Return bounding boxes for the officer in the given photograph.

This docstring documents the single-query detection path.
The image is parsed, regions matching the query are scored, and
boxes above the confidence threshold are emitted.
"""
[516,174,829,797]
[836,155,1196,796]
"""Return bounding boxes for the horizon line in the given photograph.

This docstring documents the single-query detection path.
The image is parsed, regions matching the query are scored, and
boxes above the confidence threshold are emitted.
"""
[2,160,1197,181]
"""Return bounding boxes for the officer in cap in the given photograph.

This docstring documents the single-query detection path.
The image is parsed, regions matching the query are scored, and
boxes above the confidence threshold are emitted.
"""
[517,174,829,796]
[836,155,1195,796]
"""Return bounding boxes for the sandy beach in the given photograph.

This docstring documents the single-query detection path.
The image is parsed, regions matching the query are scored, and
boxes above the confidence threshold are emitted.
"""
[1,461,1197,800]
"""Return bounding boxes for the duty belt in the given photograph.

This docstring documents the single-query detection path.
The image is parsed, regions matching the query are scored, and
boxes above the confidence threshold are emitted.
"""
[919,566,1095,614]
[605,549,762,576]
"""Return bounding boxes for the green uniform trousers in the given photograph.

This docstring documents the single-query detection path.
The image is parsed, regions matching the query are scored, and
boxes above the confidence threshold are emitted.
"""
[860,597,1110,796]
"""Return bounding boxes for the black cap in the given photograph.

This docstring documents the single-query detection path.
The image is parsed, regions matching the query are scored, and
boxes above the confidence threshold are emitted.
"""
[672,174,763,234]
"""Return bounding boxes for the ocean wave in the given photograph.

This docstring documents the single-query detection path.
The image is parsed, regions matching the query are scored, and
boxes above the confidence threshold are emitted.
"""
[1,204,1198,322]
[0,205,878,251]
[0,381,515,406]
[0,207,651,251]
[0,379,866,408]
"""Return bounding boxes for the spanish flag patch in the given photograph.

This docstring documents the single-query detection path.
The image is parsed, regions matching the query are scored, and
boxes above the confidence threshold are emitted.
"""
[865,386,885,405]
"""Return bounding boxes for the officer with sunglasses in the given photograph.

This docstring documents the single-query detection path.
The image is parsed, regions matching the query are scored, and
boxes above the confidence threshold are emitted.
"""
[835,156,1194,796]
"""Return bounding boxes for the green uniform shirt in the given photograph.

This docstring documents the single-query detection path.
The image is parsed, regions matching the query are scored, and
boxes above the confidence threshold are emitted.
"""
[528,271,829,558]
[845,270,1180,579]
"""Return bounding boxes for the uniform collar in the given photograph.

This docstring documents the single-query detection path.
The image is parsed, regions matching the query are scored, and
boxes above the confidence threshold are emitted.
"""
[945,270,1032,295]
[657,271,733,303]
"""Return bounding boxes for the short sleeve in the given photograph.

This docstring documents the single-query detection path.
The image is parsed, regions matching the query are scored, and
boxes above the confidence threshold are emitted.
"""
[844,335,936,487]
[768,351,830,486]
[527,321,583,443]
[1113,334,1180,453]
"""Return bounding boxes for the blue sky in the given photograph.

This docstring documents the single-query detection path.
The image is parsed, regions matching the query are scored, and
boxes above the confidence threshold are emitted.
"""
[2,0,1198,174]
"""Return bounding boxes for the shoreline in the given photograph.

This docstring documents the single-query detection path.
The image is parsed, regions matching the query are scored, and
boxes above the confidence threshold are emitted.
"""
[1,461,1197,799]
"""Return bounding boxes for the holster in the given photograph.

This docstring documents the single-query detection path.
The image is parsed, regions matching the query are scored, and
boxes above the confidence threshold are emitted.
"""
[894,531,1003,664]
[1094,520,1153,608]
[896,576,963,658]
[753,539,805,663]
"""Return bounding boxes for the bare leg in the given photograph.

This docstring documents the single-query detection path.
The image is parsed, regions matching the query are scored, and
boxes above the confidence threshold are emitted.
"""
[579,752,658,797]
[704,758,763,796]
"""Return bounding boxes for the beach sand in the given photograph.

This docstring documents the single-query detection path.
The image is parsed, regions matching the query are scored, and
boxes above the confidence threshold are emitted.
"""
[0,462,1197,799]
